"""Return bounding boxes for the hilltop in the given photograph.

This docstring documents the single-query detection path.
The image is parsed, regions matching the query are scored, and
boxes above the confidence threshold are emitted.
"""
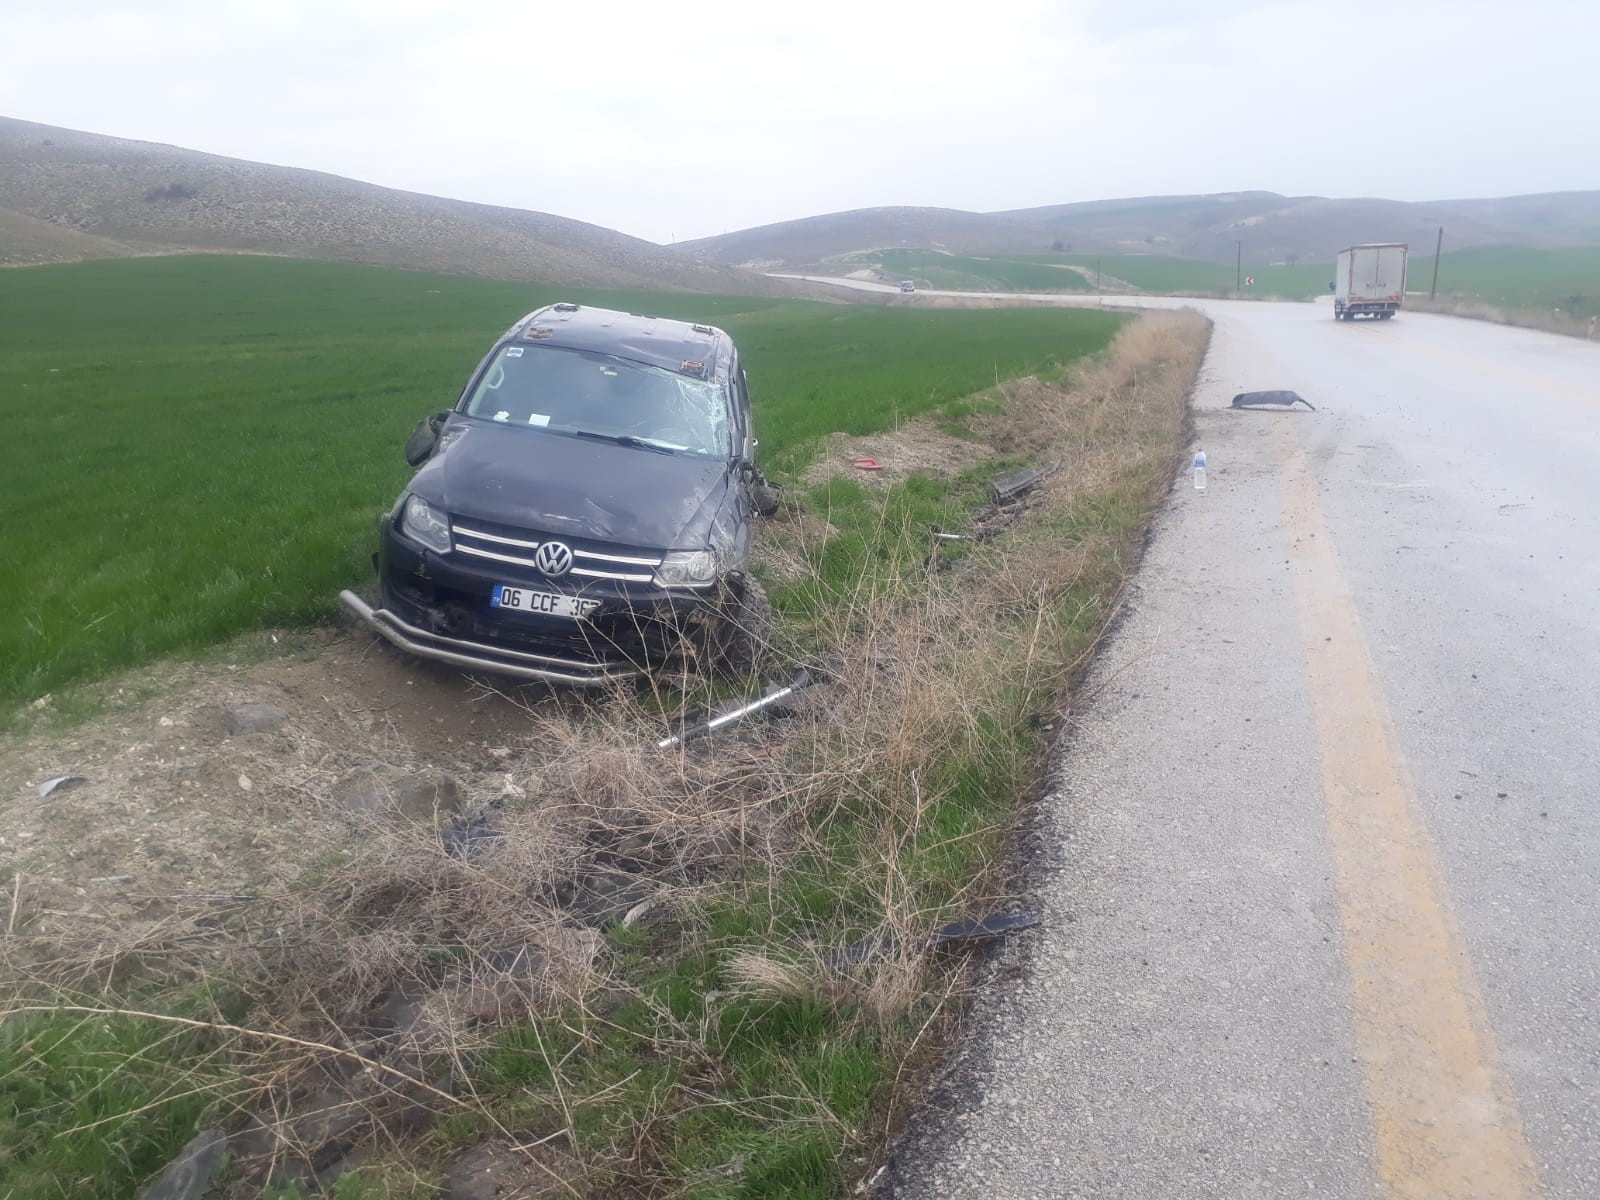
[0,116,770,293]
[681,190,1600,268]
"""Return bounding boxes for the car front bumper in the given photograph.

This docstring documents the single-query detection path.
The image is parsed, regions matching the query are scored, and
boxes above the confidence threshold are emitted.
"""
[346,519,728,686]
[339,589,643,686]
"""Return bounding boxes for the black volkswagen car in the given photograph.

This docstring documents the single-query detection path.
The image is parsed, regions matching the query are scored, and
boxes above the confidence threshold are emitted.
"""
[341,303,780,686]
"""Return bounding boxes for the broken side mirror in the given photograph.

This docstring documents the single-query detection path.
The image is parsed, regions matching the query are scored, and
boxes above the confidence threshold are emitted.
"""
[403,411,450,467]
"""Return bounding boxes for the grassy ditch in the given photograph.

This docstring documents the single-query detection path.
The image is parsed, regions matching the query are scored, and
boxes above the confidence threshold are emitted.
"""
[0,310,1208,1198]
[0,255,1121,716]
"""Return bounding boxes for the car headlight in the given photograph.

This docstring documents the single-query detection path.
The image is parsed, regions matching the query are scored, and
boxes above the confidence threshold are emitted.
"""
[400,494,451,554]
[654,549,719,588]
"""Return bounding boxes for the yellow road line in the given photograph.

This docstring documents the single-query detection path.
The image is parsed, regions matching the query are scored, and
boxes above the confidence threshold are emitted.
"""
[1274,418,1542,1200]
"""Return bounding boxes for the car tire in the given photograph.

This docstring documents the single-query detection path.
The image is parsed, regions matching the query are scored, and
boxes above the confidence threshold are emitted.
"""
[718,576,777,677]
[751,481,785,519]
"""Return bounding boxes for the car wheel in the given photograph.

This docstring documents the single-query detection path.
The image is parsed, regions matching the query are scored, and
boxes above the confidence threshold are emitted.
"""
[751,480,785,518]
[718,576,777,678]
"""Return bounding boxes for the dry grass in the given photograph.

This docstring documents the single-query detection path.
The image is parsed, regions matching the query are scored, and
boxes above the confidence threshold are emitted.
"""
[1407,295,1599,340]
[0,310,1210,1197]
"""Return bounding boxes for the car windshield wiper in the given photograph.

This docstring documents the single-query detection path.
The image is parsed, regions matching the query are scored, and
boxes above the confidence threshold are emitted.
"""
[571,430,677,454]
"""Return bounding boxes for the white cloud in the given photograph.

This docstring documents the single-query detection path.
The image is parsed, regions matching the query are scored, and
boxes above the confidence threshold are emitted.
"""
[1,0,1593,241]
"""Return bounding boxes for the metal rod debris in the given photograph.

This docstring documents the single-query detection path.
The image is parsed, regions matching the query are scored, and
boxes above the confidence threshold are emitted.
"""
[656,667,813,750]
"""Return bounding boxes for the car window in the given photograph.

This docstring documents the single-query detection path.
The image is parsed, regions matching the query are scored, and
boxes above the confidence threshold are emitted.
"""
[464,345,731,455]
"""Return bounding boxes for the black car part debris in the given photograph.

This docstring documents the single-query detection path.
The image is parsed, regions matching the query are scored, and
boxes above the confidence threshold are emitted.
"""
[656,666,815,750]
[928,911,1043,945]
[438,812,505,861]
[991,459,1062,504]
[1231,390,1316,411]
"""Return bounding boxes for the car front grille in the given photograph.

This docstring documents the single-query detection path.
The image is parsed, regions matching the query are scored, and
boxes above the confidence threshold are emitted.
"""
[449,520,663,583]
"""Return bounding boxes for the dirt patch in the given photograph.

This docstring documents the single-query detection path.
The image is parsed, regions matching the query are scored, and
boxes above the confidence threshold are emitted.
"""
[752,503,840,582]
[0,627,578,944]
[802,423,993,491]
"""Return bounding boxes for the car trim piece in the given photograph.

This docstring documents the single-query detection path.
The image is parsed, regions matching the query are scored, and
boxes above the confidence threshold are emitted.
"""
[570,566,654,582]
[574,548,662,566]
[451,524,543,550]
[454,544,543,568]
[339,590,640,687]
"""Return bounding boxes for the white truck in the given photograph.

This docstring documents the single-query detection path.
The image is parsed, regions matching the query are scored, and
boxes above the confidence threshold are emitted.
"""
[1333,243,1407,320]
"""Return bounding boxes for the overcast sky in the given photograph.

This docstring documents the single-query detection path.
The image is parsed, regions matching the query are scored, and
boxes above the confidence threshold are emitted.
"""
[2,0,1593,243]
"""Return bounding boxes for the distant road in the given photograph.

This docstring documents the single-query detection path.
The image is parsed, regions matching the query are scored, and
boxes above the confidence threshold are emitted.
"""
[861,287,1600,1198]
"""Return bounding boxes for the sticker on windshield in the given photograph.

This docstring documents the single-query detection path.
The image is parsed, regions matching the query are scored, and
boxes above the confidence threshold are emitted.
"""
[527,414,550,426]
[505,347,524,358]
[494,411,510,422]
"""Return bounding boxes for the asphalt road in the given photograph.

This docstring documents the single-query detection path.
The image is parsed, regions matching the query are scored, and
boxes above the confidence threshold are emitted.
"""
[858,293,1600,1199]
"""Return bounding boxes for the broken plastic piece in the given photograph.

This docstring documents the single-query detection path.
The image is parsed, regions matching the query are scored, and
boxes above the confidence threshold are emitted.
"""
[1231,390,1316,410]
[928,912,1043,945]
[37,775,87,798]
[991,459,1062,504]
[852,456,883,471]
[656,667,814,750]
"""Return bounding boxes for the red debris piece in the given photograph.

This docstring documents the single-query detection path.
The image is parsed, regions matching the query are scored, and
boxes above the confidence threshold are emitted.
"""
[852,456,883,471]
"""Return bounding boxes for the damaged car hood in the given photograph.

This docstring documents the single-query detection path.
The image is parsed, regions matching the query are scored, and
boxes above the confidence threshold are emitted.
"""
[411,417,733,550]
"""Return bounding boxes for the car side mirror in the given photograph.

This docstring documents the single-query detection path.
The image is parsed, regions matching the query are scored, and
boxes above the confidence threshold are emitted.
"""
[404,411,450,467]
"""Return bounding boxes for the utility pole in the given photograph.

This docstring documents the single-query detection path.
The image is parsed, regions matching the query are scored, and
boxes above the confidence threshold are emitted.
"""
[1430,226,1443,300]
[1236,241,1242,294]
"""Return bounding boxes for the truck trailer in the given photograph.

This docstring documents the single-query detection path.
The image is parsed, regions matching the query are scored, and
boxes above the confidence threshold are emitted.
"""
[1333,243,1407,320]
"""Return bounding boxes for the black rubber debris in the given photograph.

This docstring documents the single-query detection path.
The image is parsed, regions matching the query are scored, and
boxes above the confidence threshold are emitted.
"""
[928,912,1044,945]
[1231,390,1316,410]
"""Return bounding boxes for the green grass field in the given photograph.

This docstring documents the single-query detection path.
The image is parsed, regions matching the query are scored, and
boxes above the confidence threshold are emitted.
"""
[1038,253,1334,299]
[1,254,1135,1199]
[863,248,1094,293]
[0,255,1123,712]
[1405,245,1600,318]
[895,244,1598,312]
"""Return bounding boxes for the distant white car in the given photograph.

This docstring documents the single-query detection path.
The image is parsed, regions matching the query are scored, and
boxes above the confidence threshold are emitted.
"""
[898,279,916,293]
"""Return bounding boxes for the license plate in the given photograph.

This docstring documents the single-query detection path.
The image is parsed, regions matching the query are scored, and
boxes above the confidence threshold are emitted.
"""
[490,584,598,620]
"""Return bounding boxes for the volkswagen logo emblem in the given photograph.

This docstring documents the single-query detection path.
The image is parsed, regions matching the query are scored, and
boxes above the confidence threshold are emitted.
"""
[533,540,574,578]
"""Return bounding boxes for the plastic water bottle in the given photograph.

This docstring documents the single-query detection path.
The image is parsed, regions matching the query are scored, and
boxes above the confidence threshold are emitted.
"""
[1192,449,1207,491]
